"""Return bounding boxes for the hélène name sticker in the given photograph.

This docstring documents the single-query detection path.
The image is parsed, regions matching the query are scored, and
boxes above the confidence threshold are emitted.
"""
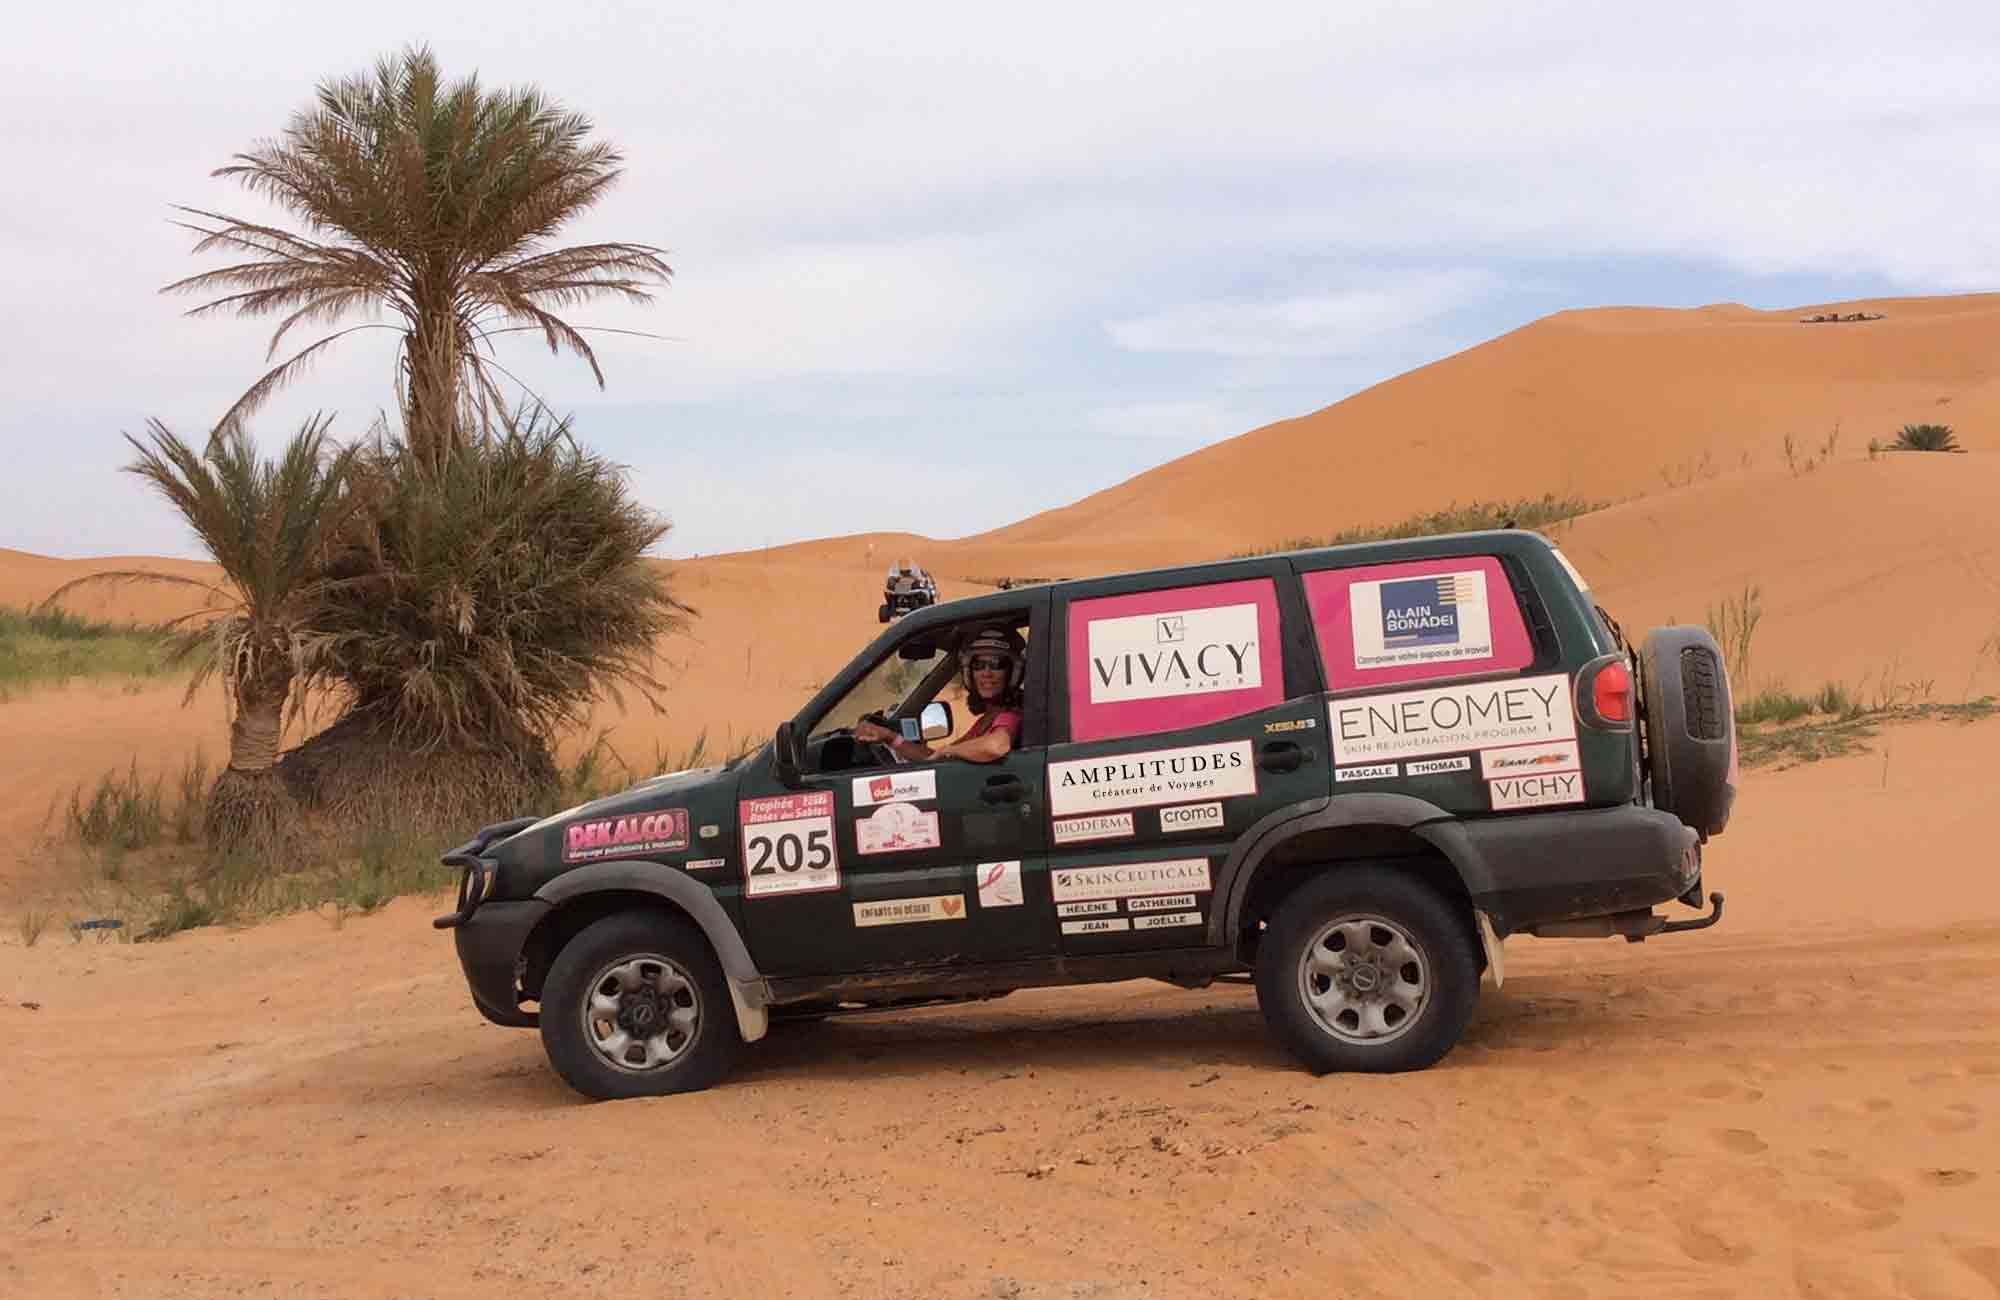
[740,791,840,898]
[1056,899,1119,918]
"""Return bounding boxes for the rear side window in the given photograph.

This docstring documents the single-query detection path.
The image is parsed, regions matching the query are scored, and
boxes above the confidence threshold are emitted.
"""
[1304,556,1534,691]
[1066,578,1284,742]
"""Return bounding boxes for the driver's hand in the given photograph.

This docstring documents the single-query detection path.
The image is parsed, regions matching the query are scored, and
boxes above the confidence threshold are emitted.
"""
[853,720,895,745]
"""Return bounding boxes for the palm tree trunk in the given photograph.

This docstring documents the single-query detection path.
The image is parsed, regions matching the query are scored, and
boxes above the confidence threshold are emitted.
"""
[206,655,297,849]
[406,285,464,473]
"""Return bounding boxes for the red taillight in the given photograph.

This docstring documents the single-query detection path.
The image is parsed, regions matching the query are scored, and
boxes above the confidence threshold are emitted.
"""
[1592,659,1633,724]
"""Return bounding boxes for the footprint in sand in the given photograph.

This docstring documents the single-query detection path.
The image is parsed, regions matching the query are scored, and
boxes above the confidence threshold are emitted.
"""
[1713,1128,1768,1155]
[1925,1103,1979,1135]
[1839,1176,1905,1213]
[1926,1169,1979,1188]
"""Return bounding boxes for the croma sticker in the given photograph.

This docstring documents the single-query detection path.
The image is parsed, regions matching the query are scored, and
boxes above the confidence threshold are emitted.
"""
[1049,740,1255,816]
[976,860,1024,908]
[853,894,966,927]
[1331,673,1576,764]
[1488,771,1585,810]
[1051,812,1136,844]
[1052,859,1211,903]
[562,808,689,863]
[1406,756,1472,776]
[1349,570,1494,670]
[740,792,840,898]
[855,801,941,855]
[1159,801,1224,833]
[1480,740,1580,778]
[1086,603,1262,704]
[852,770,937,807]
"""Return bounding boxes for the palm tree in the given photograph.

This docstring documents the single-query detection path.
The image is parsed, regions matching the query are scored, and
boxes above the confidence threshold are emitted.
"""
[47,418,366,844]
[164,45,670,471]
[1891,423,1964,453]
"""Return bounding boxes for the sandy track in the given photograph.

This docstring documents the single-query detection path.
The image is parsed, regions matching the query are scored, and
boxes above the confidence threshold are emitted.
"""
[5,721,1998,1300]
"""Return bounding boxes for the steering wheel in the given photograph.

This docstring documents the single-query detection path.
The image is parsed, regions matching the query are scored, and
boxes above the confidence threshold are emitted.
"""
[819,723,898,771]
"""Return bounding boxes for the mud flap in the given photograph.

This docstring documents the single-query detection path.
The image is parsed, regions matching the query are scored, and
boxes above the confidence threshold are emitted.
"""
[1476,910,1505,990]
[729,981,770,1043]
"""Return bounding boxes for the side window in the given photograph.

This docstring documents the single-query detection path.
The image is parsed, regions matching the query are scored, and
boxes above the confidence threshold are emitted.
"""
[1303,556,1534,691]
[1066,578,1284,743]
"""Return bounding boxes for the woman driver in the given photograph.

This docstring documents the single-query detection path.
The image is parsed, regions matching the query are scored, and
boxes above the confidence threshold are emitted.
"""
[853,626,1024,764]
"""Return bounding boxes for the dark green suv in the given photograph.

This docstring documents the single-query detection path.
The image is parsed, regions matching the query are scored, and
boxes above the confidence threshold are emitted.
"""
[437,530,1734,1099]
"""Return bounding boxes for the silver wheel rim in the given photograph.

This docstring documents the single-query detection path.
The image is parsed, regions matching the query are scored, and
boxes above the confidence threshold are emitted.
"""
[1297,913,1431,1046]
[582,952,702,1073]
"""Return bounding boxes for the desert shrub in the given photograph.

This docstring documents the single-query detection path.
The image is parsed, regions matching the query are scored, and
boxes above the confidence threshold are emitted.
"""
[1232,494,1602,558]
[0,605,173,692]
[1704,585,1762,686]
[66,761,168,851]
[1890,423,1963,453]
[1735,686,1813,726]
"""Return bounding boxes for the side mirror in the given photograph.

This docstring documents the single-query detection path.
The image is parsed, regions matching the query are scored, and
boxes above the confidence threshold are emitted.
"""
[772,720,804,787]
[919,700,953,742]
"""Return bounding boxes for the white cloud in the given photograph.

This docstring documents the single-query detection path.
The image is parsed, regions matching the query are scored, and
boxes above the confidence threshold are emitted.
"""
[1085,400,1253,441]
[1105,273,1494,359]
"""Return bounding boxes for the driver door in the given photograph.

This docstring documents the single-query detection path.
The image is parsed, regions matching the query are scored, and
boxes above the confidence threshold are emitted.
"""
[736,598,1055,977]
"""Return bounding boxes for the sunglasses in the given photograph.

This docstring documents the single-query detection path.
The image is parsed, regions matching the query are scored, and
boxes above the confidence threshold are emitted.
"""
[968,655,1012,672]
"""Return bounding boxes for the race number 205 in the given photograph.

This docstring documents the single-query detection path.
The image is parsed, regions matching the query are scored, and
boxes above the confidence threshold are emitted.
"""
[740,791,841,898]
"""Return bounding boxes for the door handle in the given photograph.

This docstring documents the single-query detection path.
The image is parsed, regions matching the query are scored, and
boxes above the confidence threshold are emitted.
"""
[980,777,1028,804]
[1259,741,1310,773]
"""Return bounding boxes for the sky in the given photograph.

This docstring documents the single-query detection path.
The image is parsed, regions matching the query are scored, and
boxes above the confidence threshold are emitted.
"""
[4,1,1997,560]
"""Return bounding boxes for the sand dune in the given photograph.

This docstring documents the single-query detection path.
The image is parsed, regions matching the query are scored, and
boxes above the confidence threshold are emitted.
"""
[5,293,1999,1298]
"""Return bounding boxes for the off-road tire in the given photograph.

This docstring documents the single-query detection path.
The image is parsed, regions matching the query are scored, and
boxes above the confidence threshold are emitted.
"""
[540,911,737,1100]
[1638,626,1736,838]
[1254,868,1479,1074]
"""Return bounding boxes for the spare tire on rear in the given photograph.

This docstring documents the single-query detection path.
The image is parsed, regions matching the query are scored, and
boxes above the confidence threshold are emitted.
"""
[1638,626,1737,839]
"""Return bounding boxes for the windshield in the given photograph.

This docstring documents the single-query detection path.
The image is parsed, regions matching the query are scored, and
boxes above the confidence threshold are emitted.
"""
[810,644,949,740]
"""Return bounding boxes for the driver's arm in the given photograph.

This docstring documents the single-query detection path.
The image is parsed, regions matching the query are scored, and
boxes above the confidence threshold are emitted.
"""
[932,729,1012,764]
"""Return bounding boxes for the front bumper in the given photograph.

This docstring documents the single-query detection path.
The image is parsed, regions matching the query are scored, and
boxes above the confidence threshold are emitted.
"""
[453,899,550,1027]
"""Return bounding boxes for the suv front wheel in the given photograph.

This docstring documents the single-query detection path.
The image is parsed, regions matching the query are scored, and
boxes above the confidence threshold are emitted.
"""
[540,911,737,1100]
[1254,868,1479,1074]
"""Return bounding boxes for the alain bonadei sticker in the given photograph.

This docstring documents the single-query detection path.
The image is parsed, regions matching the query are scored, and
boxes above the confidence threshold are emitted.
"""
[563,809,689,862]
[1349,570,1494,670]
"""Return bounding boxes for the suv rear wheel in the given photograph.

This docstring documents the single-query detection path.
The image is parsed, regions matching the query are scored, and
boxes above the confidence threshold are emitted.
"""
[540,911,737,1100]
[1254,868,1479,1073]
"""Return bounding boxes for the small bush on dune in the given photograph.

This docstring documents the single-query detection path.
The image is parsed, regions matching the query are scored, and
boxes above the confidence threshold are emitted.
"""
[1890,423,1963,453]
[0,606,174,693]
[1233,495,1602,559]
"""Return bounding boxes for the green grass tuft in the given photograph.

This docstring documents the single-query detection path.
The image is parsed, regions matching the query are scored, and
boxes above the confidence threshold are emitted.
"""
[0,605,175,694]
[1231,495,1603,559]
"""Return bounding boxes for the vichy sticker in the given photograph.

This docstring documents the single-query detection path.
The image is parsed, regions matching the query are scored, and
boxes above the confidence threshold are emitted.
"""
[1159,801,1224,833]
[976,860,1024,909]
[684,857,727,872]
[853,894,966,927]
[1126,893,1198,913]
[855,801,941,855]
[1331,672,1577,764]
[1488,771,1586,811]
[562,808,689,863]
[1086,603,1262,704]
[1348,569,1495,670]
[1061,916,1132,935]
[1480,740,1581,778]
[1049,740,1256,816]
[1056,899,1120,918]
[740,791,840,898]
[1052,858,1212,903]
[1335,763,1400,783]
[1133,911,1203,931]
[1405,755,1472,776]
[852,769,937,807]
[1051,812,1136,844]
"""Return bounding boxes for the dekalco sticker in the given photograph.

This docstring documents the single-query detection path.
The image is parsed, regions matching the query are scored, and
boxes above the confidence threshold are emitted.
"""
[563,808,689,863]
[1052,858,1212,903]
[1331,673,1576,764]
[1086,603,1263,705]
[853,769,937,807]
[1051,812,1136,844]
[1049,740,1255,816]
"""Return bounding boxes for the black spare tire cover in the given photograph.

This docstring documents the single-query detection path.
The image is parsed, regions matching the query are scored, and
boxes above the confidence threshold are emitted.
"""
[1638,626,1737,839]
